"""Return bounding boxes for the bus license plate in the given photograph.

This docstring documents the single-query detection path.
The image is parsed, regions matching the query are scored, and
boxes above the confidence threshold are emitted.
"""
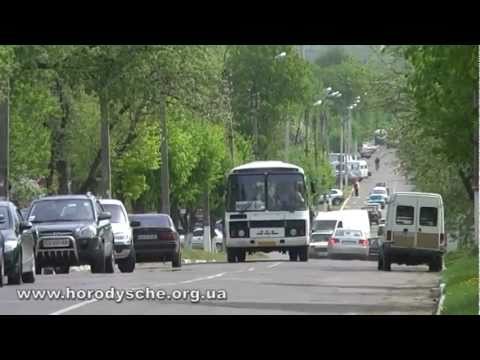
[250,228,285,238]
[257,241,276,247]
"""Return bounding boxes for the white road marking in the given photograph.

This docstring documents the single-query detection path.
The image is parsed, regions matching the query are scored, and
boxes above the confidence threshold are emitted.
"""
[267,262,281,269]
[248,267,255,272]
[51,299,98,315]
[180,272,226,284]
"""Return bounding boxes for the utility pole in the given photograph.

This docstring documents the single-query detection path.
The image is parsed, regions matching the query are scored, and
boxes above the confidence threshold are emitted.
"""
[285,116,290,161]
[474,52,479,244]
[159,94,170,215]
[339,117,344,191]
[0,81,9,200]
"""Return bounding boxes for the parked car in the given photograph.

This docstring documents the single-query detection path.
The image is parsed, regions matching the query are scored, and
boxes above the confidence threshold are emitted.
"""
[28,194,115,274]
[0,201,36,285]
[318,189,344,206]
[367,194,386,209]
[130,213,181,268]
[378,192,445,272]
[99,199,135,273]
[327,228,369,260]
[191,227,223,251]
[308,232,330,258]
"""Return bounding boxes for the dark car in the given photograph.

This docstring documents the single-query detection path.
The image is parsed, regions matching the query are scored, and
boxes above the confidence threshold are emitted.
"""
[130,213,181,268]
[28,194,115,274]
[363,204,382,225]
[0,201,36,285]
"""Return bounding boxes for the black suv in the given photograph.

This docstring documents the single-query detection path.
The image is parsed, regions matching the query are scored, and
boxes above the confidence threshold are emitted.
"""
[28,194,115,274]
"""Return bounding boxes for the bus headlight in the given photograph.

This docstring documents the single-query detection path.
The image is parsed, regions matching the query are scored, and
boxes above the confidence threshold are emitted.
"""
[290,228,297,236]
[238,229,245,237]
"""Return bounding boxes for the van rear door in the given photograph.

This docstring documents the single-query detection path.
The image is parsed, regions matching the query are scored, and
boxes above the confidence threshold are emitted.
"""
[391,197,417,248]
[416,197,440,250]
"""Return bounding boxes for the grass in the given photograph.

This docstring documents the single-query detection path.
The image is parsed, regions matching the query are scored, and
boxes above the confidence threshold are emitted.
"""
[182,248,268,262]
[441,247,479,315]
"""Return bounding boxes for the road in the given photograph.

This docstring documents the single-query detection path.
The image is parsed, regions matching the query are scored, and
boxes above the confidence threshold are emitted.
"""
[0,146,440,315]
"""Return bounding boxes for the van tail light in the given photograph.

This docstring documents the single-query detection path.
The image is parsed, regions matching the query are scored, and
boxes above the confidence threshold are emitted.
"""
[328,237,338,246]
[386,230,392,241]
[359,239,368,247]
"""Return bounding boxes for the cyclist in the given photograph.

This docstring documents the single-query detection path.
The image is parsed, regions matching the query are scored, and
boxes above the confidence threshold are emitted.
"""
[375,157,380,171]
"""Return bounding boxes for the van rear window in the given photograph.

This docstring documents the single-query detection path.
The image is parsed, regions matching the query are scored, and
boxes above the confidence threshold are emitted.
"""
[420,207,438,226]
[396,206,414,225]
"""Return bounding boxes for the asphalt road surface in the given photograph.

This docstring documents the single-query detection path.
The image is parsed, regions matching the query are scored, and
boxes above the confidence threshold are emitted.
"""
[0,147,440,315]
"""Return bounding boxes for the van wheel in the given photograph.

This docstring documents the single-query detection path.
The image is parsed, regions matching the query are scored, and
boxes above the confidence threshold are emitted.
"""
[383,252,391,271]
[377,254,384,270]
[429,256,442,272]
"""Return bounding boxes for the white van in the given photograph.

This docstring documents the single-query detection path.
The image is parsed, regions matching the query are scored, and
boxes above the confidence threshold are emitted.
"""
[340,209,371,240]
[378,192,445,272]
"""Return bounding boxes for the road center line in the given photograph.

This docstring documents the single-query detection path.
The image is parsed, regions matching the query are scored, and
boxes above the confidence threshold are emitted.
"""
[267,262,281,269]
[248,267,255,272]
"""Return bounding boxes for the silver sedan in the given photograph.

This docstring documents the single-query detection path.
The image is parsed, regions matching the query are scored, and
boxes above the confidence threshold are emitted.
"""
[327,229,369,260]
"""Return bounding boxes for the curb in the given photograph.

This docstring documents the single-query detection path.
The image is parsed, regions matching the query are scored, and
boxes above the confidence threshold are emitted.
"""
[435,283,446,315]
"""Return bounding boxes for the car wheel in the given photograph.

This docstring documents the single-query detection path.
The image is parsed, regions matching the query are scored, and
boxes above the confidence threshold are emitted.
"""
[8,249,23,285]
[298,246,309,262]
[91,242,106,274]
[226,248,236,263]
[172,250,182,268]
[118,248,136,273]
[55,266,70,274]
[22,256,36,283]
[289,249,298,261]
[105,247,115,274]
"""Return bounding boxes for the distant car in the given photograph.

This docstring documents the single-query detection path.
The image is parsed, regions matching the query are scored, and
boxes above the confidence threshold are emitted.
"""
[367,194,386,209]
[0,201,36,285]
[371,186,389,201]
[363,204,382,225]
[375,182,386,188]
[191,227,223,251]
[318,189,344,206]
[308,232,330,258]
[130,214,181,268]
[327,228,369,260]
[99,199,135,273]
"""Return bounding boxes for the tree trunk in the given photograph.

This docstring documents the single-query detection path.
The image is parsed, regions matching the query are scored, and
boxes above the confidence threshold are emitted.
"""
[304,108,310,156]
[313,110,318,167]
[99,91,111,198]
[54,78,72,195]
[159,95,170,215]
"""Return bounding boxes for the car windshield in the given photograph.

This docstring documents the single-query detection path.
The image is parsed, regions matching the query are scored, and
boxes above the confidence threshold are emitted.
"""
[311,233,330,242]
[29,199,94,223]
[101,204,127,224]
[369,195,383,201]
[335,229,362,237]
[313,220,337,232]
[131,215,171,228]
[0,206,10,230]
[373,189,386,194]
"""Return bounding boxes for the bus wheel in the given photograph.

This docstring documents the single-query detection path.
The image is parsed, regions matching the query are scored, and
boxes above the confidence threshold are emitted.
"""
[236,250,246,263]
[298,247,308,262]
[226,248,236,263]
[289,250,298,261]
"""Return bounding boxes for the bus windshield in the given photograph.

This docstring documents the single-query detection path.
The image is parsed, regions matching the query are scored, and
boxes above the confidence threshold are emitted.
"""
[227,173,306,212]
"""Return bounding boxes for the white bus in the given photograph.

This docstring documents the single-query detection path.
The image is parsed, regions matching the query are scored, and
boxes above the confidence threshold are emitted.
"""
[225,161,310,263]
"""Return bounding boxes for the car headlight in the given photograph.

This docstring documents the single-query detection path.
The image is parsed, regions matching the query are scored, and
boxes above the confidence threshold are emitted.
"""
[4,240,18,252]
[77,226,96,238]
